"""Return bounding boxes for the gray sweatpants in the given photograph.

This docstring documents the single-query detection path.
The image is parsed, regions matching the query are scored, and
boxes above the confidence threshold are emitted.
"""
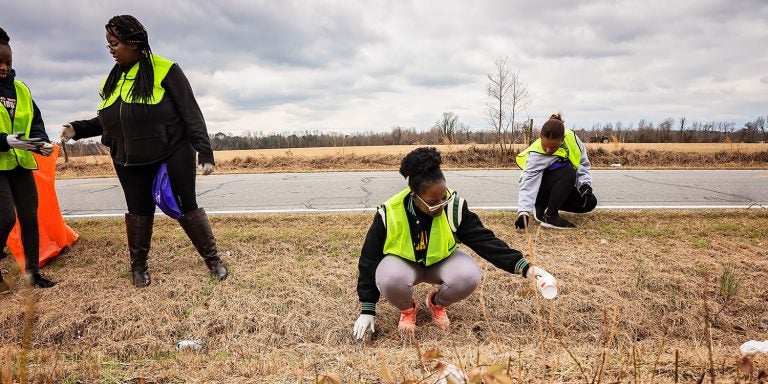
[375,248,481,310]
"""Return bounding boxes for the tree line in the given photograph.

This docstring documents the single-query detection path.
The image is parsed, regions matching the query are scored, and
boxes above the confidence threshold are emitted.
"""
[59,114,767,157]
[207,115,767,151]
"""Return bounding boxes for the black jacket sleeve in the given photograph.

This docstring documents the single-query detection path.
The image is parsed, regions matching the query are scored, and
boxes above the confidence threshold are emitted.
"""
[69,117,103,140]
[356,211,387,315]
[456,201,530,277]
[27,100,49,142]
[163,64,215,165]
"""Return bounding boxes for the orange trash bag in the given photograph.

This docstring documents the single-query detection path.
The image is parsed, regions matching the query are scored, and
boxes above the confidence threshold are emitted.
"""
[7,144,79,271]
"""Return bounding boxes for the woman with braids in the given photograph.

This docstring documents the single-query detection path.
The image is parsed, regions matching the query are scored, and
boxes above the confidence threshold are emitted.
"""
[353,147,556,339]
[515,113,597,230]
[0,27,56,291]
[61,15,227,287]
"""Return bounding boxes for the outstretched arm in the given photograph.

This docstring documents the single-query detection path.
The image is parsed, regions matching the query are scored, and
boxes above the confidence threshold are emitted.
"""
[66,117,103,140]
[456,201,530,277]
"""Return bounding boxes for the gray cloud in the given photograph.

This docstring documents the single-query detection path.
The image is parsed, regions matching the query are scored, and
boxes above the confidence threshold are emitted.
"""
[2,0,766,136]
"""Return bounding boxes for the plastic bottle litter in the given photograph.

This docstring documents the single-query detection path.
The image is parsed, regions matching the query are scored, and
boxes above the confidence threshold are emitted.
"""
[176,339,204,352]
[740,340,768,356]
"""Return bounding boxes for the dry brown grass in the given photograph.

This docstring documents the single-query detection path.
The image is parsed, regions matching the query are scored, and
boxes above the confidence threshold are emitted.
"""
[1,210,767,382]
[53,143,768,179]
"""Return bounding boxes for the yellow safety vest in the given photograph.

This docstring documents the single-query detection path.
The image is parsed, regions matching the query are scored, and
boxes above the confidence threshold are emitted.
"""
[381,188,458,266]
[0,80,38,170]
[98,54,174,110]
[516,128,581,170]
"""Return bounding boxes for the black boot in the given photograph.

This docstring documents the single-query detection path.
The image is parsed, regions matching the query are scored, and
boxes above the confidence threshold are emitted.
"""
[24,272,56,288]
[125,213,154,287]
[24,244,56,289]
[178,208,228,281]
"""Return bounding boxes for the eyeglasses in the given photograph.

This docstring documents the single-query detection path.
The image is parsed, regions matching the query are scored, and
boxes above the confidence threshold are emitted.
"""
[413,190,456,212]
[106,41,120,51]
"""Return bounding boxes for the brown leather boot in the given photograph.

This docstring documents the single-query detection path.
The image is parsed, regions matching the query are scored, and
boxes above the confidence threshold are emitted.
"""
[178,208,228,281]
[125,213,154,287]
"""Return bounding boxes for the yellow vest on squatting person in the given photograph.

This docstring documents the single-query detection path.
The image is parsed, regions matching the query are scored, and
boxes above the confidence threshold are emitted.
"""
[0,80,38,171]
[515,128,582,170]
[379,187,466,266]
[98,54,175,110]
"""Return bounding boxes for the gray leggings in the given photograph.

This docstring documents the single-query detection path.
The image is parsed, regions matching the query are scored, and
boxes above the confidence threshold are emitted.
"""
[375,248,481,310]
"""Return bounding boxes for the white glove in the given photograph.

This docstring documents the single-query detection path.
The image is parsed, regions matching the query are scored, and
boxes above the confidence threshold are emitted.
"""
[740,340,768,357]
[199,163,215,175]
[6,133,42,151]
[38,142,54,157]
[60,123,76,142]
[353,314,375,340]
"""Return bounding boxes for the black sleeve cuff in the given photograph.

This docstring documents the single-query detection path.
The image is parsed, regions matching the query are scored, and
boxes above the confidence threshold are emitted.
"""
[360,302,376,316]
[197,152,215,166]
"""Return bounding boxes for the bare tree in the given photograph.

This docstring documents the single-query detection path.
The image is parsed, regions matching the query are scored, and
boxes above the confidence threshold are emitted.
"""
[659,118,674,142]
[522,118,534,145]
[484,57,530,155]
[433,112,459,144]
[746,116,767,142]
[390,126,404,145]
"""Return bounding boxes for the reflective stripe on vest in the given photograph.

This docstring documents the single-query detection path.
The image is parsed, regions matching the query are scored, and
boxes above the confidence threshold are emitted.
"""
[381,188,458,266]
[515,128,581,170]
[98,54,175,110]
[0,80,38,170]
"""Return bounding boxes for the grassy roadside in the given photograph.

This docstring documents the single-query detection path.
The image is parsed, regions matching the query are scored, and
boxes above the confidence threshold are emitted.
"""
[1,210,767,382]
[55,143,768,179]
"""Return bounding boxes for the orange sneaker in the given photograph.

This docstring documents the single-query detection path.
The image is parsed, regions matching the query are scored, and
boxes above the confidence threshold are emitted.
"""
[426,288,450,330]
[398,300,417,334]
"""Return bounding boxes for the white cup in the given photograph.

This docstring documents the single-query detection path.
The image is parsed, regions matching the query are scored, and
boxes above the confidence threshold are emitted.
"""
[535,274,558,299]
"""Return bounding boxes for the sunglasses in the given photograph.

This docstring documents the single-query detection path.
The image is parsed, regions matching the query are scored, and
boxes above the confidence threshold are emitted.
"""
[413,191,456,212]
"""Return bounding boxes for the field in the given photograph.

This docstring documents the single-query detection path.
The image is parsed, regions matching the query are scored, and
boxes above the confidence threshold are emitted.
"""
[55,143,768,179]
[2,144,767,382]
[1,211,768,383]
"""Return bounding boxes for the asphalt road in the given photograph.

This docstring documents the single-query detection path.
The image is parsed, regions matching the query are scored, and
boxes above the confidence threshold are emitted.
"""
[56,170,768,217]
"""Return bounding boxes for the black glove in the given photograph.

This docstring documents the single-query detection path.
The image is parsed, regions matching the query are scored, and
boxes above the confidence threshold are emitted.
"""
[578,184,593,198]
[514,212,529,230]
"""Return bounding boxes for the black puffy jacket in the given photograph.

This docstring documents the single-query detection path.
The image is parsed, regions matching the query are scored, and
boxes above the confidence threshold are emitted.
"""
[69,63,214,166]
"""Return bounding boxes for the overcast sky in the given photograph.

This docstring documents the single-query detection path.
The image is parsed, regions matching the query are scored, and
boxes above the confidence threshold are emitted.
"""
[3,0,767,138]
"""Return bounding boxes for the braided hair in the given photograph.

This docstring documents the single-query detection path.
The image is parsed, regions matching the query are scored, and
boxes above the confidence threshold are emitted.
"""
[541,113,565,140]
[0,27,9,46]
[101,15,155,103]
[399,147,445,194]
